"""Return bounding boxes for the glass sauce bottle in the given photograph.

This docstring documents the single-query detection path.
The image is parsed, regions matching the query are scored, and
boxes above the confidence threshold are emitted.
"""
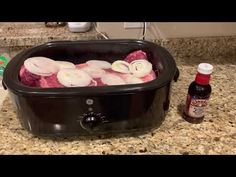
[183,63,213,123]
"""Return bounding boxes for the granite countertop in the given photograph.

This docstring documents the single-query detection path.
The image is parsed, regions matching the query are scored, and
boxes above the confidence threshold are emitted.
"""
[0,55,235,155]
[0,23,102,47]
[0,23,235,154]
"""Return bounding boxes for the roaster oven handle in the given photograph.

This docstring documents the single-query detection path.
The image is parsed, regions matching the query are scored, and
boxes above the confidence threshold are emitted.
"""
[2,81,7,90]
[174,67,179,82]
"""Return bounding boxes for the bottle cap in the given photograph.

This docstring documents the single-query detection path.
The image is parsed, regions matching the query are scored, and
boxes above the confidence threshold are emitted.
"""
[197,63,213,75]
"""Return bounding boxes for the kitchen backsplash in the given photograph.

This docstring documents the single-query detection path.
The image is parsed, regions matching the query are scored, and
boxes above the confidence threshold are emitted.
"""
[97,22,236,39]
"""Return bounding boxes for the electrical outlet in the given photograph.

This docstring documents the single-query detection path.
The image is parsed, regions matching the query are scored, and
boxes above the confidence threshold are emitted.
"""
[124,22,150,29]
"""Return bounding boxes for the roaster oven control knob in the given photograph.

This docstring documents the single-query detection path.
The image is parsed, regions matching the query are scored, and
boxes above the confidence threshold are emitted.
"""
[80,112,107,131]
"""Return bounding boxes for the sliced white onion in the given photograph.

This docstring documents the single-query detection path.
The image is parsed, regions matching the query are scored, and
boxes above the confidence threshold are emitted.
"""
[129,59,152,78]
[101,73,126,86]
[81,66,106,78]
[24,57,59,76]
[86,60,111,69]
[57,68,92,87]
[56,61,76,69]
[111,60,131,74]
[124,75,144,84]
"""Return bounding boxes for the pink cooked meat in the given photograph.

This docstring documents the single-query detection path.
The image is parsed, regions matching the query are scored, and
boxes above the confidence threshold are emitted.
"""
[19,65,26,78]
[124,50,147,63]
[93,78,105,86]
[88,79,97,86]
[20,54,157,88]
[76,63,88,69]
[19,65,41,87]
[38,74,64,88]
[141,70,156,82]
[20,65,64,88]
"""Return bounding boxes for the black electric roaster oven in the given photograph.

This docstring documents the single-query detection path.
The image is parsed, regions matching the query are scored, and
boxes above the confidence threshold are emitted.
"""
[3,40,179,136]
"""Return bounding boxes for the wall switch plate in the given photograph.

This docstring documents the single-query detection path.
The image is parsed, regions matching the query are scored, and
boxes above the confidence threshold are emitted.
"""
[124,22,150,29]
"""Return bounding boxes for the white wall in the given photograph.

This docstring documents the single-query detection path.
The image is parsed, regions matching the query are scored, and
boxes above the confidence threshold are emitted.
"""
[97,22,236,39]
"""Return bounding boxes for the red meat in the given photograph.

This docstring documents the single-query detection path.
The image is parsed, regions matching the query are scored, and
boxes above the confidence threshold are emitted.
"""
[19,65,41,87]
[141,70,156,82]
[124,50,147,63]
[38,74,64,88]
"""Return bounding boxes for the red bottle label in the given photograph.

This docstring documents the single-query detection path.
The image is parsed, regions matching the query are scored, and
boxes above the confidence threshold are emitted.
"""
[185,94,209,118]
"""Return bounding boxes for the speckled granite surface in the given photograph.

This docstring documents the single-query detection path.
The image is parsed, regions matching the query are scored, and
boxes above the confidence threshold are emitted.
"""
[154,36,236,58]
[0,23,235,154]
[0,56,235,154]
[0,23,102,47]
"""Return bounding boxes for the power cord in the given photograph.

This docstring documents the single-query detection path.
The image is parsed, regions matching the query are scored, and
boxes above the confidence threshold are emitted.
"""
[141,22,147,40]
[93,22,109,39]
[150,23,168,44]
